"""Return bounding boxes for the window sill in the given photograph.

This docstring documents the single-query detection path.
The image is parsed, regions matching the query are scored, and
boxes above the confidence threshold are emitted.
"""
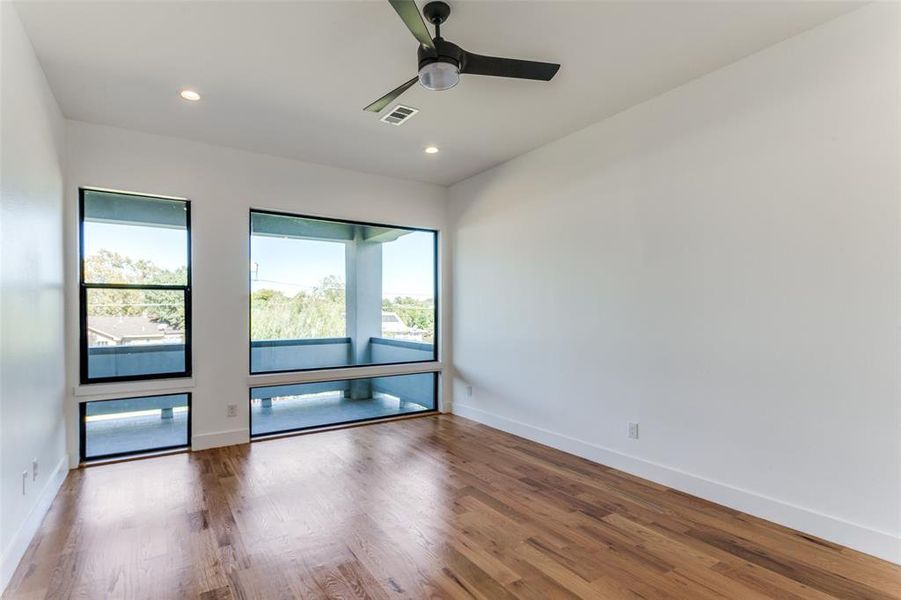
[247,361,442,387]
[73,376,195,400]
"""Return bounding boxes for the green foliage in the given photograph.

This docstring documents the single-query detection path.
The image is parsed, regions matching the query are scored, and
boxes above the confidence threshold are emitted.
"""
[86,250,435,342]
[251,275,345,340]
[85,250,187,330]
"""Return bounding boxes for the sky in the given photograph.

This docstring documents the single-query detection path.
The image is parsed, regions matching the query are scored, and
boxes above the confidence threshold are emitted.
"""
[382,232,435,299]
[252,230,435,300]
[84,222,187,272]
[85,222,435,300]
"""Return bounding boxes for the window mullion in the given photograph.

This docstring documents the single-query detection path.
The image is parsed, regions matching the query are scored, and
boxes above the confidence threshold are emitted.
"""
[83,283,189,291]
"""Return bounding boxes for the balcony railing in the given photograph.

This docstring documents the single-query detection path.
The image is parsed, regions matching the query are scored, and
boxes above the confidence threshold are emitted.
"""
[87,343,186,379]
[87,337,434,379]
[84,338,436,453]
[250,337,353,373]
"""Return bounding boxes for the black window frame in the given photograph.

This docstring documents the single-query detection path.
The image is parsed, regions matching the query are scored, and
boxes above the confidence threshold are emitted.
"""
[79,392,192,462]
[79,188,193,384]
[248,208,439,375]
[248,372,439,439]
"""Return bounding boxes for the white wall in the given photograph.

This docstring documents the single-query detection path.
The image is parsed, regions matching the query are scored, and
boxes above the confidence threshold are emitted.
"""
[64,121,448,459]
[0,4,68,590]
[449,4,900,563]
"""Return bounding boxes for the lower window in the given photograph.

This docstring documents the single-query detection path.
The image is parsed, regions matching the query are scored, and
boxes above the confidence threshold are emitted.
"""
[80,393,191,461]
[250,372,437,437]
[85,288,189,381]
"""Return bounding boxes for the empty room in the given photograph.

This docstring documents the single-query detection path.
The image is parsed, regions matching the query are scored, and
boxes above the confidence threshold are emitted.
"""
[1,0,899,598]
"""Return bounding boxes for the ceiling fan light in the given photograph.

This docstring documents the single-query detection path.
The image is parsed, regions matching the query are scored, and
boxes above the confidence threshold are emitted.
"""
[418,61,460,91]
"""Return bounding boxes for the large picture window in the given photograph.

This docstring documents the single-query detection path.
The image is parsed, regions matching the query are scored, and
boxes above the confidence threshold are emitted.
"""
[250,373,436,437]
[79,189,191,383]
[250,211,437,374]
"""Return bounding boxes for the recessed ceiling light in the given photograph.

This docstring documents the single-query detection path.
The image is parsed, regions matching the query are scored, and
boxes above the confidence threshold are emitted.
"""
[179,89,201,102]
[424,146,439,154]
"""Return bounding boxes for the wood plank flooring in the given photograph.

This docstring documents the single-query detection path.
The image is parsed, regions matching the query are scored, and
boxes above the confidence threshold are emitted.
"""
[4,414,899,599]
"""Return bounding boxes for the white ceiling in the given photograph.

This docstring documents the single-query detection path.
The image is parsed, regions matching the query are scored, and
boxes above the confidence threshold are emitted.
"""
[16,0,860,185]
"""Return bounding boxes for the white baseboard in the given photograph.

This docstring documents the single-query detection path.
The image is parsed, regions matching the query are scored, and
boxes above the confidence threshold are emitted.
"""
[452,403,901,565]
[192,428,248,451]
[1,455,69,593]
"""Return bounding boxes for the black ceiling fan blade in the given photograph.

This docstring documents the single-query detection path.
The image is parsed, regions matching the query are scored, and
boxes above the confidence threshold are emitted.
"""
[363,76,419,112]
[388,0,435,50]
[461,52,560,81]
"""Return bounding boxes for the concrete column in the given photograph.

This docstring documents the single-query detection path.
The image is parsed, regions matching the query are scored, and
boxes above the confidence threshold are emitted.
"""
[346,227,382,399]
[345,238,357,368]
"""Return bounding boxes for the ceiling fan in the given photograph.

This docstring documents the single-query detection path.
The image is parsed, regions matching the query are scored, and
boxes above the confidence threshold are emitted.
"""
[364,0,561,112]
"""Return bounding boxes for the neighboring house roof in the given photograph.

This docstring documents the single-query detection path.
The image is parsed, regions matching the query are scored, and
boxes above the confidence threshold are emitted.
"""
[381,311,419,334]
[88,315,177,342]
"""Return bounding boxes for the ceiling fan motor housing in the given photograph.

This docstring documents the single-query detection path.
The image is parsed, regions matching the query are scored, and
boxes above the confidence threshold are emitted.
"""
[417,38,464,71]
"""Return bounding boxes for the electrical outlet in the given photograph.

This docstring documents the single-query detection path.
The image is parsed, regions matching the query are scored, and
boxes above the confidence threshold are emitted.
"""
[227,404,238,418]
[628,422,639,439]
[466,385,473,397]
[21,471,28,495]
[32,458,38,481]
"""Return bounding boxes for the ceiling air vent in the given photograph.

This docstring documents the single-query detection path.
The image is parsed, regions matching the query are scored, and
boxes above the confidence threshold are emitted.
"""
[380,104,419,126]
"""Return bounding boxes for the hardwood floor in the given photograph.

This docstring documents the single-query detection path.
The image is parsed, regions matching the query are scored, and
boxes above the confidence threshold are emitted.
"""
[4,414,899,599]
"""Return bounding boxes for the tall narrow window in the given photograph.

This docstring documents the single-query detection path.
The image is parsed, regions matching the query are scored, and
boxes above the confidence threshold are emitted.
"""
[79,189,191,383]
[250,211,437,374]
